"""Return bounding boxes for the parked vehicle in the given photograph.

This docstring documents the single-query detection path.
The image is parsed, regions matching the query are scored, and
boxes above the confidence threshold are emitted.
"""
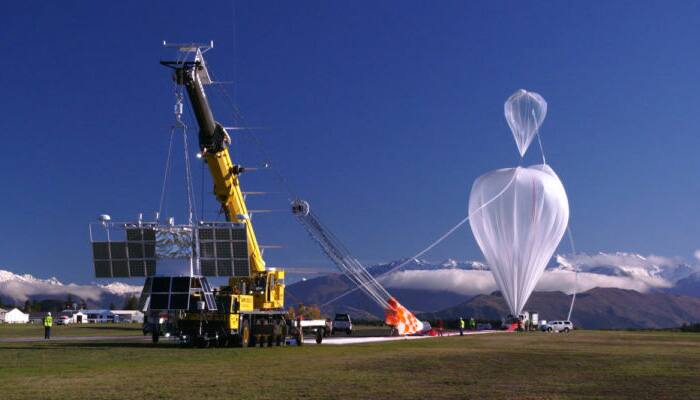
[332,313,352,335]
[476,323,492,331]
[55,316,71,325]
[542,320,573,333]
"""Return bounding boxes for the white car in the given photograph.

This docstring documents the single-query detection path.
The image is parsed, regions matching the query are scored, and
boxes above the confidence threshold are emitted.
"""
[56,316,71,325]
[543,320,573,333]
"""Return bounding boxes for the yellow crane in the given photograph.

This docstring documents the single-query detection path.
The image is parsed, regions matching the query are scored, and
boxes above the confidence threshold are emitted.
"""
[161,45,288,346]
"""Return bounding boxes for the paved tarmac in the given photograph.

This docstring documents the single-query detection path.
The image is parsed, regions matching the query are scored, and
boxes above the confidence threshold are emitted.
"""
[312,330,502,345]
[0,330,502,344]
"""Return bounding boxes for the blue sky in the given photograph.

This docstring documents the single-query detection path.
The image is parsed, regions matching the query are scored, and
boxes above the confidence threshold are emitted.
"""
[2,1,700,283]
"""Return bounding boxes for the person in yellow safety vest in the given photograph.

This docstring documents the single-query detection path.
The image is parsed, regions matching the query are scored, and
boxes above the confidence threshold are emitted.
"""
[43,312,53,340]
[459,317,465,336]
[469,317,476,331]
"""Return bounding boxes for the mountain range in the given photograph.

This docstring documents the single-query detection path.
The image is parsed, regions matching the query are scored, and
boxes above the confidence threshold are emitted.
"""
[2,251,699,328]
[287,253,700,328]
[421,288,700,329]
[0,270,141,309]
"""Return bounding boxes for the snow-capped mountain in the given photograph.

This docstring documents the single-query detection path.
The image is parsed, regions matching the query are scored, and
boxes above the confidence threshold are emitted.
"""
[368,258,489,275]
[0,269,141,307]
[361,252,700,298]
[2,251,698,311]
[551,252,698,284]
[288,252,700,328]
[369,252,699,283]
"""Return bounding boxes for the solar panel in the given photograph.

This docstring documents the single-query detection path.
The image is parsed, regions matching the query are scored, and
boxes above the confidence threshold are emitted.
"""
[144,244,156,258]
[143,229,156,241]
[139,276,217,311]
[92,229,157,278]
[201,259,216,276]
[93,242,110,260]
[217,259,233,276]
[150,294,169,309]
[126,228,143,241]
[145,260,156,276]
[128,242,144,258]
[171,277,190,292]
[152,277,171,292]
[94,261,111,278]
[112,260,129,276]
[200,242,215,258]
[216,242,232,258]
[198,228,214,240]
[231,228,246,241]
[142,277,153,293]
[138,278,151,311]
[169,293,189,309]
[233,258,250,277]
[204,293,217,310]
[197,223,249,277]
[110,242,128,259]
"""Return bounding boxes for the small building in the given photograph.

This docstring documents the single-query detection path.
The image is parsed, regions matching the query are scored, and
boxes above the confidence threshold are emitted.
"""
[59,310,88,324]
[0,307,7,323]
[4,308,29,324]
[82,309,115,323]
[110,310,144,323]
[29,312,46,324]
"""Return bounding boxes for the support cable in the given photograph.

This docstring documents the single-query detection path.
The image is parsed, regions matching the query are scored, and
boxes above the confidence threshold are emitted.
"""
[157,127,176,221]
[321,171,518,307]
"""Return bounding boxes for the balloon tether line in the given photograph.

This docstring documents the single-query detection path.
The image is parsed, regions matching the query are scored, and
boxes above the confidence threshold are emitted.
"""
[531,119,578,321]
[320,172,518,307]
[532,123,578,321]
[533,109,546,165]
[565,226,578,321]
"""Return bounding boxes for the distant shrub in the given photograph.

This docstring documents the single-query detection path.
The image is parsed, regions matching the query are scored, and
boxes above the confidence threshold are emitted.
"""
[679,323,700,332]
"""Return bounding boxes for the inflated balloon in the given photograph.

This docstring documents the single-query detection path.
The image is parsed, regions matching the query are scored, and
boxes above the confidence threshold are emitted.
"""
[504,89,547,157]
[468,164,569,316]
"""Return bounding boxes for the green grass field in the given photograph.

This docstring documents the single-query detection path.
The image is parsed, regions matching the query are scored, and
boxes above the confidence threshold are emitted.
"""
[0,327,698,400]
[0,323,142,339]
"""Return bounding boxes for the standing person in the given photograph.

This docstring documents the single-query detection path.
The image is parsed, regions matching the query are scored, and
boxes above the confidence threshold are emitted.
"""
[437,319,444,336]
[43,312,53,340]
[470,317,476,331]
[459,317,465,336]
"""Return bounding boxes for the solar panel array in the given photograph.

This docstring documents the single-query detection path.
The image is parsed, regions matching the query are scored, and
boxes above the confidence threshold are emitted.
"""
[92,228,157,278]
[139,276,217,311]
[197,225,250,277]
[92,222,249,278]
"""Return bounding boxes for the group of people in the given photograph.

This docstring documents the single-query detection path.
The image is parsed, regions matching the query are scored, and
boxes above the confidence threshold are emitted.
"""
[458,317,477,336]
[433,317,477,336]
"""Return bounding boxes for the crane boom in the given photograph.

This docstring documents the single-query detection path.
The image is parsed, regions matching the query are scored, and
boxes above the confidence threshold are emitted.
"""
[162,47,284,312]
[166,50,265,274]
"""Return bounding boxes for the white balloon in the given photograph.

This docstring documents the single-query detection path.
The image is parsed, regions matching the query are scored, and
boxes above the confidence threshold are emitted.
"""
[469,164,569,316]
[504,89,548,157]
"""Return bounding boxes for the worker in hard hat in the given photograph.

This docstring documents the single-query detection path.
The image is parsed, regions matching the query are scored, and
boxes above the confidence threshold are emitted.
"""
[469,317,476,331]
[459,317,465,336]
[43,312,53,339]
